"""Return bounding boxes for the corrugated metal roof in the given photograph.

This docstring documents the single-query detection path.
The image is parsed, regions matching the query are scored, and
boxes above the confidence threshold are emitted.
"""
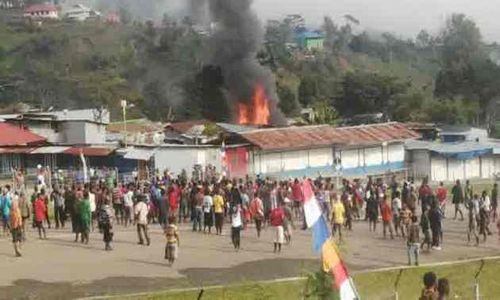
[241,122,419,151]
[0,147,38,154]
[119,148,155,161]
[216,123,257,134]
[30,146,70,154]
[0,123,46,146]
[165,120,209,134]
[405,140,498,154]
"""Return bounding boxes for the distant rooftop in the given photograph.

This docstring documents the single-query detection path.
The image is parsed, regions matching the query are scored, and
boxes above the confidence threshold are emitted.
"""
[0,109,110,124]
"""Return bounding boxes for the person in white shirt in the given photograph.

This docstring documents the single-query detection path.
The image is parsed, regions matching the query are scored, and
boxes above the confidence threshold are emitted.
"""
[203,191,213,234]
[231,204,243,250]
[392,191,402,237]
[89,188,96,231]
[124,185,135,227]
[134,196,150,246]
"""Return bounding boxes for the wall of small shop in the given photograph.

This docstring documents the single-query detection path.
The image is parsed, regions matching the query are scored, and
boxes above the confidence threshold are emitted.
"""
[421,154,500,182]
[154,147,222,177]
[249,142,406,179]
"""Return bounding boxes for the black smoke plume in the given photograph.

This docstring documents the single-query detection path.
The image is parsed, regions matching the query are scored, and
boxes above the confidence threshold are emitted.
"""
[197,0,285,125]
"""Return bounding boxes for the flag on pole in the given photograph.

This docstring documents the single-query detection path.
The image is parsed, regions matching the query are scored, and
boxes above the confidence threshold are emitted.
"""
[302,180,359,300]
[322,239,359,300]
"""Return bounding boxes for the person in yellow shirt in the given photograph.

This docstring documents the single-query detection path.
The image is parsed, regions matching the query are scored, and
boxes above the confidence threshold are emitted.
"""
[213,190,225,235]
[331,196,345,242]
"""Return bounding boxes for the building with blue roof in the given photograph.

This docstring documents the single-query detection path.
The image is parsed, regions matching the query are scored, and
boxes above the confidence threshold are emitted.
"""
[405,139,500,182]
[296,30,325,51]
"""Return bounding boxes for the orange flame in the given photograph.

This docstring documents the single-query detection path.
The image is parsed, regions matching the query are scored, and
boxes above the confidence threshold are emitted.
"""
[238,84,270,125]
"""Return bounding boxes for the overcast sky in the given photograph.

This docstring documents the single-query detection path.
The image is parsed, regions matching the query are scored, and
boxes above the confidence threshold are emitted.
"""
[253,0,500,42]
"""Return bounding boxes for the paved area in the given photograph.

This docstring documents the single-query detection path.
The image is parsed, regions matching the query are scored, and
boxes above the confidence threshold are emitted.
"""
[1,205,499,299]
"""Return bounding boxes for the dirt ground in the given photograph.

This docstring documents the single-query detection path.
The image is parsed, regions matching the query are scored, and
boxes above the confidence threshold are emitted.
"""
[1,205,500,299]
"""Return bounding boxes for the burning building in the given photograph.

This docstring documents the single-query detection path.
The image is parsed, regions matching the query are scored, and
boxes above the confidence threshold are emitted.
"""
[195,0,284,126]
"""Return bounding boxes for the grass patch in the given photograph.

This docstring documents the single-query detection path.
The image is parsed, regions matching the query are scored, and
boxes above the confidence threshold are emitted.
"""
[125,258,500,299]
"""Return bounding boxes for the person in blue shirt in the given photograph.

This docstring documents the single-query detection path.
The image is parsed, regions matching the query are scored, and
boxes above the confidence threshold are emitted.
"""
[1,189,12,234]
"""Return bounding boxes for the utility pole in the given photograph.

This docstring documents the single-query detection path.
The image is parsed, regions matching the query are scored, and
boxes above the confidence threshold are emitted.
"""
[121,99,128,147]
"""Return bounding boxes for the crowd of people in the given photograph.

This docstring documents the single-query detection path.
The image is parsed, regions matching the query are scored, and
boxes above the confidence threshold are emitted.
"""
[0,170,499,277]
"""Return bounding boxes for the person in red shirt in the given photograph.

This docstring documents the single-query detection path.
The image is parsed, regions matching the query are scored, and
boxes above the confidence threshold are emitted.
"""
[250,194,264,237]
[436,182,448,218]
[34,195,47,239]
[381,196,394,239]
[270,203,285,253]
[291,179,303,218]
[168,184,179,218]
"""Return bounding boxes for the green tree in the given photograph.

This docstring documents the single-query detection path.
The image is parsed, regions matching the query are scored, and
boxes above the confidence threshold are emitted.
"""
[336,71,408,116]
[311,101,339,125]
[277,83,300,116]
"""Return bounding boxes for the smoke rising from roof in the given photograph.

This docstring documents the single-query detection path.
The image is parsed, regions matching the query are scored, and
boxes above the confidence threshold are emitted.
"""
[194,0,285,125]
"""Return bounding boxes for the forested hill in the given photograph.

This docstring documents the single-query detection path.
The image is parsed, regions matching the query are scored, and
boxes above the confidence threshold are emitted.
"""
[1,12,499,133]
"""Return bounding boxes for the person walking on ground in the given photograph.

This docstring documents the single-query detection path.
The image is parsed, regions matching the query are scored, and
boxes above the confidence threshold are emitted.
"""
[429,199,442,250]
[33,193,47,239]
[39,188,51,229]
[392,191,402,237]
[479,190,492,238]
[1,188,12,235]
[112,183,124,225]
[283,198,294,244]
[451,180,464,221]
[135,195,150,246]
[381,196,394,239]
[213,189,225,235]
[123,185,134,227]
[250,193,264,238]
[400,203,412,238]
[270,202,285,253]
[491,183,498,222]
[10,199,23,257]
[230,204,243,251]
[165,216,180,265]
[420,206,432,251]
[98,198,114,251]
[78,191,92,244]
[436,182,448,218]
[467,195,480,246]
[331,196,345,242]
[192,186,203,232]
[202,190,213,234]
[366,193,378,233]
[407,215,420,266]
[52,188,65,229]
[18,192,29,241]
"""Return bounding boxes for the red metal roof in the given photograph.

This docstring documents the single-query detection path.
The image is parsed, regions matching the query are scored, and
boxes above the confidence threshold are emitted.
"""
[63,147,115,157]
[0,123,46,146]
[0,147,38,154]
[24,3,57,13]
[240,122,420,151]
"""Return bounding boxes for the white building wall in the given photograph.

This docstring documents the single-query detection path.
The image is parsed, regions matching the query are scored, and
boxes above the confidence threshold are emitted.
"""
[364,147,382,166]
[388,144,405,162]
[411,150,431,179]
[154,147,221,176]
[341,149,359,169]
[309,148,332,167]
[448,160,464,181]
[430,157,447,182]
[465,158,481,179]
[282,150,308,171]
[483,157,495,178]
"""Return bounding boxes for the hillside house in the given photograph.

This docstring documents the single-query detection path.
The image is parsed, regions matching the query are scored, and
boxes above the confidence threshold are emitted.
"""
[63,4,99,21]
[0,0,24,9]
[23,3,58,19]
[296,31,325,51]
